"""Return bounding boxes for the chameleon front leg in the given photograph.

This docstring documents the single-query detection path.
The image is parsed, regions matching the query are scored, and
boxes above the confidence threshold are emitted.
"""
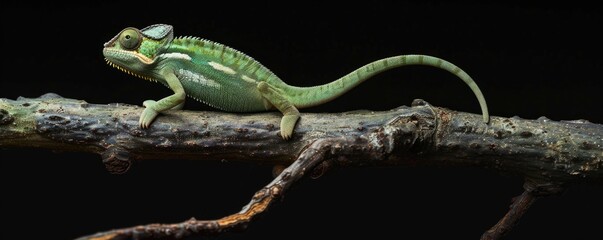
[139,68,186,128]
[257,82,300,140]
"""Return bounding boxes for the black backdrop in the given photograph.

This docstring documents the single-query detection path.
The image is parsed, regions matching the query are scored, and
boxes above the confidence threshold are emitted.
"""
[2,3,602,240]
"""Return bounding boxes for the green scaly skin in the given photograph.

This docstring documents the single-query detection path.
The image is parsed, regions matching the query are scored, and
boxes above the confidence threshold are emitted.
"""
[103,24,489,140]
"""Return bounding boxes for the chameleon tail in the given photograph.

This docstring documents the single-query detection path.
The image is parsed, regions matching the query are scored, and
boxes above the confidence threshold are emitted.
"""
[285,55,489,123]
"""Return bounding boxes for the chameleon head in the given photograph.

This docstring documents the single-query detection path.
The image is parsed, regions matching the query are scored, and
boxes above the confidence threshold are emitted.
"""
[102,24,174,79]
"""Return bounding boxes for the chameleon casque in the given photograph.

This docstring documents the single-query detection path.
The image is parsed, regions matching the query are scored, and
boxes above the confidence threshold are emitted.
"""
[103,24,489,140]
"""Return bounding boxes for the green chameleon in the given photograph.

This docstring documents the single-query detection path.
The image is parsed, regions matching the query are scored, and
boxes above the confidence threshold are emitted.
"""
[103,24,489,140]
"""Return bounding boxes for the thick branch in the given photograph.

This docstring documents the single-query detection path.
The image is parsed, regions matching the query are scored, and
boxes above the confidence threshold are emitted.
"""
[1,93,602,239]
[2,93,600,182]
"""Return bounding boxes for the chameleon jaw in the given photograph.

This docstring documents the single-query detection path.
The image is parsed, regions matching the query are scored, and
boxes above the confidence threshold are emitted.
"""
[103,48,157,81]
[104,57,155,82]
[102,48,155,65]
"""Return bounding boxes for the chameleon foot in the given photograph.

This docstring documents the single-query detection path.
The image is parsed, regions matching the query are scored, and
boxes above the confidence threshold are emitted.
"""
[139,100,159,128]
[280,114,299,140]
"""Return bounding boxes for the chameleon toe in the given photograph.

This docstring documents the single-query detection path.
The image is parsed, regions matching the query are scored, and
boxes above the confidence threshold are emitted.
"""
[139,107,159,128]
[279,115,299,140]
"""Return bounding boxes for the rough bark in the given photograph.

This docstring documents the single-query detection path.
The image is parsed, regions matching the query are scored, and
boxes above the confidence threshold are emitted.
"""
[1,93,601,240]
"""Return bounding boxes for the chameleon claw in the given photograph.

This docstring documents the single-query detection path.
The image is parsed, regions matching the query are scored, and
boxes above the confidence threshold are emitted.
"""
[139,106,159,128]
[280,115,299,140]
[139,100,159,128]
[280,130,292,140]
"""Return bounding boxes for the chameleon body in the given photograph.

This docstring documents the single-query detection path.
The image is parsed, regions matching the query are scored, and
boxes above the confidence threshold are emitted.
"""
[103,24,489,139]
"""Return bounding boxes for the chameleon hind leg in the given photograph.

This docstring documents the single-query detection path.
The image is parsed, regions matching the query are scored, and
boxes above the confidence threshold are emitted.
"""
[257,82,300,140]
[170,102,185,110]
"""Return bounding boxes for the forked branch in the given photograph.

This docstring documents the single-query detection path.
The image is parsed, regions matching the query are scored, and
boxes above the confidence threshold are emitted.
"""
[77,139,330,240]
[1,93,601,240]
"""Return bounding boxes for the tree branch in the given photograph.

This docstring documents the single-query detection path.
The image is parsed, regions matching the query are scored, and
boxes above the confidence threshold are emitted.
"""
[77,139,330,240]
[1,93,601,240]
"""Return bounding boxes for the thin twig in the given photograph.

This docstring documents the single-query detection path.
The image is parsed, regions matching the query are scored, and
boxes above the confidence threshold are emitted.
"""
[78,139,331,240]
[481,191,538,240]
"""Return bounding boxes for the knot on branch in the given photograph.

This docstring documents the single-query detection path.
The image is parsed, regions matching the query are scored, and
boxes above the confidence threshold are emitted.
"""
[102,147,132,174]
[411,98,431,107]
[37,92,64,99]
[310,160,331,179]
[0,109,14,125]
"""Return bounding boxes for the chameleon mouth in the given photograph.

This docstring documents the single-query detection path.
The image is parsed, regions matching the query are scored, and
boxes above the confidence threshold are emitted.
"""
[103,48,155,65]
[104,58,155,82]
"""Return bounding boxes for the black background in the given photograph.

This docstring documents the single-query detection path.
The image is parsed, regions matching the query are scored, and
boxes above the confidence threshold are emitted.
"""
[2,2,602,240]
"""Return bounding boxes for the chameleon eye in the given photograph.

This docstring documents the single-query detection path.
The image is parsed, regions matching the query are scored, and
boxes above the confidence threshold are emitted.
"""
[119,28,141,50]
